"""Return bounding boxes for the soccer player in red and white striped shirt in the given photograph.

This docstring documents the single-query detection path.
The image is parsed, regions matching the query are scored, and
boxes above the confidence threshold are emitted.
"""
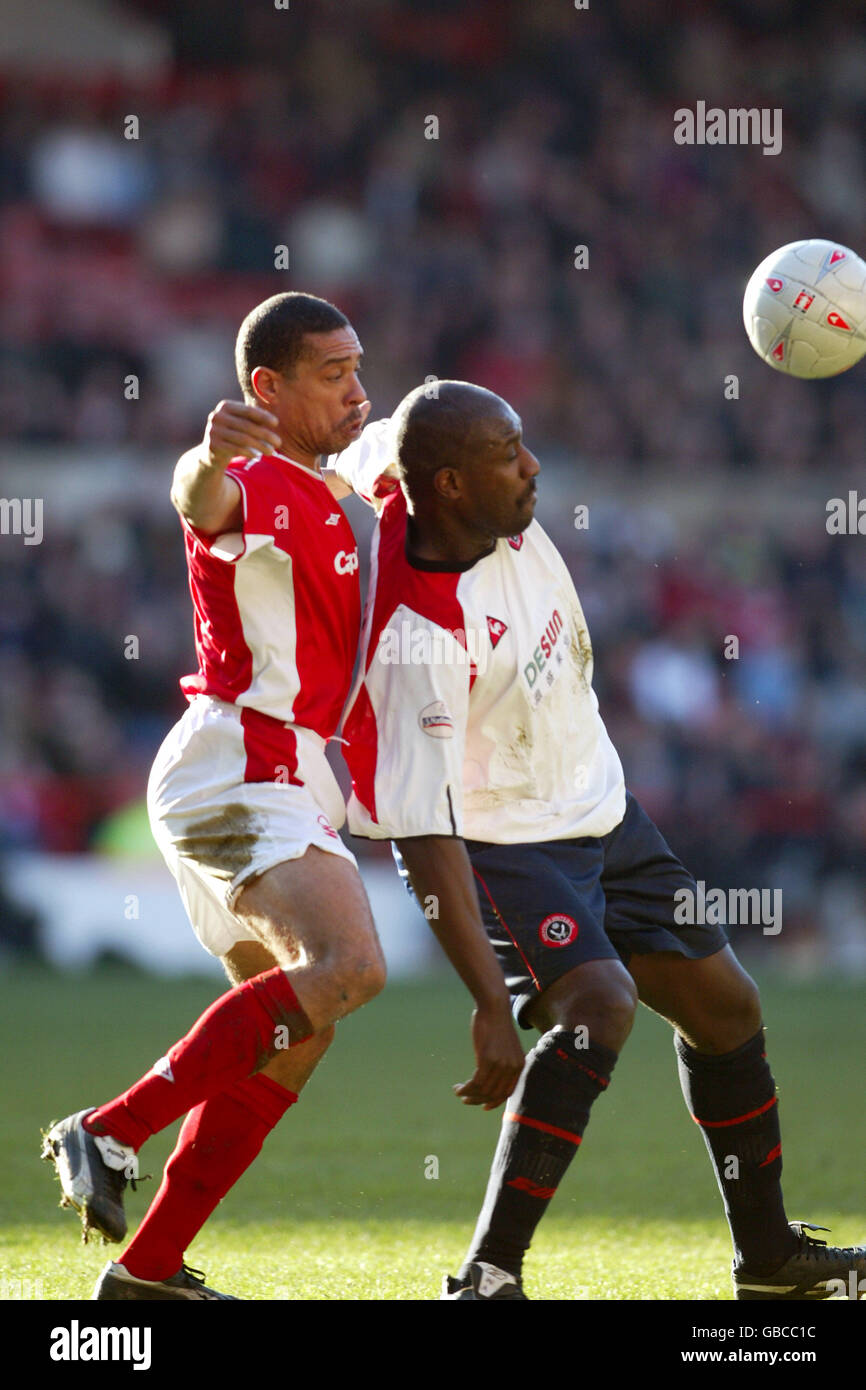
[42,297,523,1301]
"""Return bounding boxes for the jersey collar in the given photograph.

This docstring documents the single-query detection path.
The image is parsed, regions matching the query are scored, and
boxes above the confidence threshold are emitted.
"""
[404,537,497,573]
[268,451,326,482]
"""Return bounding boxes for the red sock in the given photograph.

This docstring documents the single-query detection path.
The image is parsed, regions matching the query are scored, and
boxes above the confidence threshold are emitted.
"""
[83,967,311,1150]
[120,1073,296,1281]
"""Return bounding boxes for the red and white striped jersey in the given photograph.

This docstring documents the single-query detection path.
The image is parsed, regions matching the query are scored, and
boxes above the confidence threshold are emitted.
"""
[179,452,361,778]
[334,422,625,844]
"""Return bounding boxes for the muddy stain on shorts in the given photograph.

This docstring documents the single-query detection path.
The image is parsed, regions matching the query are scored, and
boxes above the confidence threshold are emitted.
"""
[175,803,265,880]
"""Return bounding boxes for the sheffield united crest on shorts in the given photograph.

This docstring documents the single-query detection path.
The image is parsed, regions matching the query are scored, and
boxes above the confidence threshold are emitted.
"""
[538,913,579,947]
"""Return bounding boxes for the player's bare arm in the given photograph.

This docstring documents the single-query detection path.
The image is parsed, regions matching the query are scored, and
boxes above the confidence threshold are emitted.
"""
[395,835,525,1110]
[170,401,282,534]
[324,410,400,507]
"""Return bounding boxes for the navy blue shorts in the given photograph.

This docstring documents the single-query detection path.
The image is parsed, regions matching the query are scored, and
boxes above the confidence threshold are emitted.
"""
[394,792,728,1028]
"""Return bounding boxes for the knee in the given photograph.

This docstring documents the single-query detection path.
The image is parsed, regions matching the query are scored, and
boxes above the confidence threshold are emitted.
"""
[584,974,639,1050]
[329,937,387,1011]
[351,953,387,1007]
[726,973,763,1043]
[546,963,638,1052]
[689,971,764,1054]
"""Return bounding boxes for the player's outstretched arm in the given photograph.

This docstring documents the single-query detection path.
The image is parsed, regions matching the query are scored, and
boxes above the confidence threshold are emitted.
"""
[171,401,282,535]
[396,835,525,1109]
[324,411,398,509]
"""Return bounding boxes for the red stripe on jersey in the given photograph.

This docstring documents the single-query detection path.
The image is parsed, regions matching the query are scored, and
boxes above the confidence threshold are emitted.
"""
[342,489,471,820]
[344,683,379,822]
[240,707,302,785]
[283,488,360,740]
[363,490,469,678]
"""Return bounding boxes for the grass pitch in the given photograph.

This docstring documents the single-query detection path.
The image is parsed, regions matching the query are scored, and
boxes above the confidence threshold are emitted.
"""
[1,964,864,1301]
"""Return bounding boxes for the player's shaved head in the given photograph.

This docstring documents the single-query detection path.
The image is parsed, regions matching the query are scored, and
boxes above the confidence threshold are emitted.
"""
[235,292,349,397]
[394,380,538,547]
[394,381,517,503]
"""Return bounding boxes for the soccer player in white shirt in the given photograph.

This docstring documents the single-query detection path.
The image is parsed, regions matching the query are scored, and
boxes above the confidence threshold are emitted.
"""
[332,380,866,1301]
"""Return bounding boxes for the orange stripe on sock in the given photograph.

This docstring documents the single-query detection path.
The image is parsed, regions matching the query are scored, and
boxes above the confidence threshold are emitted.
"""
[505,1112,583,1146]
[691,1096,777,1129]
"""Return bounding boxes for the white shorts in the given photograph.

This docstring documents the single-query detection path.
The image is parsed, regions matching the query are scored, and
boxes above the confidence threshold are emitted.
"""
[147,696,357,959]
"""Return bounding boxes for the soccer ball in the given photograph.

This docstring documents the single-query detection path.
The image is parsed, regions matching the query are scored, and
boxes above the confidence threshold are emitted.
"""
[742,239,866,378]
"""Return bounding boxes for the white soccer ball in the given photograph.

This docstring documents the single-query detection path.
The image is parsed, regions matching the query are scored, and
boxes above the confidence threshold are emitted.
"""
[742,239,866,378]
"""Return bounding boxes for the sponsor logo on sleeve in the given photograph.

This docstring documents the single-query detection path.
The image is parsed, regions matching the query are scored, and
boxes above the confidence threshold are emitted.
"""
[419,701,454,738]
[539,913,579,947]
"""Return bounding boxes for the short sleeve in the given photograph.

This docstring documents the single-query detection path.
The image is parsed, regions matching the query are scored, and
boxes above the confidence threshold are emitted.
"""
[327,418,400,509]
[182,458,286,564]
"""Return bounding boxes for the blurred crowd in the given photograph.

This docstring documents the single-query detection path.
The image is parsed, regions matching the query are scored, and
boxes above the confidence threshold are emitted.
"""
[5,0,866,468]
[3,0,866,963]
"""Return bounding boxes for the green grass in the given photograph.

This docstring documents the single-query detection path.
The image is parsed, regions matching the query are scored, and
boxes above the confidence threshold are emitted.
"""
[1,964,864,1301]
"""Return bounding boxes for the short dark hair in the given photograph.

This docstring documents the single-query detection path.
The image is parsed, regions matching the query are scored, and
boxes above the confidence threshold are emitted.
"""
[235,292,349,397]
[394,380,507,501]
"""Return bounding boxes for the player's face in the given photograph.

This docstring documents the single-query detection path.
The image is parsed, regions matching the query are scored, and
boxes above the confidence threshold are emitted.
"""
[261,327,368,459]
[455,409,540,537]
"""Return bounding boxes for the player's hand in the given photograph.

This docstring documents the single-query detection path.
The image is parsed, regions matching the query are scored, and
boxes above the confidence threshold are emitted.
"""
[201,401,282,470]
[454,1003,525,1110]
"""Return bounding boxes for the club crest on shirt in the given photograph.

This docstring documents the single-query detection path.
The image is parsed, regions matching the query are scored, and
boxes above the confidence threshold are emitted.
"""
[507,535,524,551]
[538,913,579,947]
[486,615,508,648]
[419,700,454,738]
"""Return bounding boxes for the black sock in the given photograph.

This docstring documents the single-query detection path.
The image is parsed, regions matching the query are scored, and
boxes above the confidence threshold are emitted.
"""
[675,1028,797,1272]
[460,1030,618,1281]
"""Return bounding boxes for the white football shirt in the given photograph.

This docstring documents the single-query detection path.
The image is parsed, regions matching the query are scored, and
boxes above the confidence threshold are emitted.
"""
[331,421,626,844]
